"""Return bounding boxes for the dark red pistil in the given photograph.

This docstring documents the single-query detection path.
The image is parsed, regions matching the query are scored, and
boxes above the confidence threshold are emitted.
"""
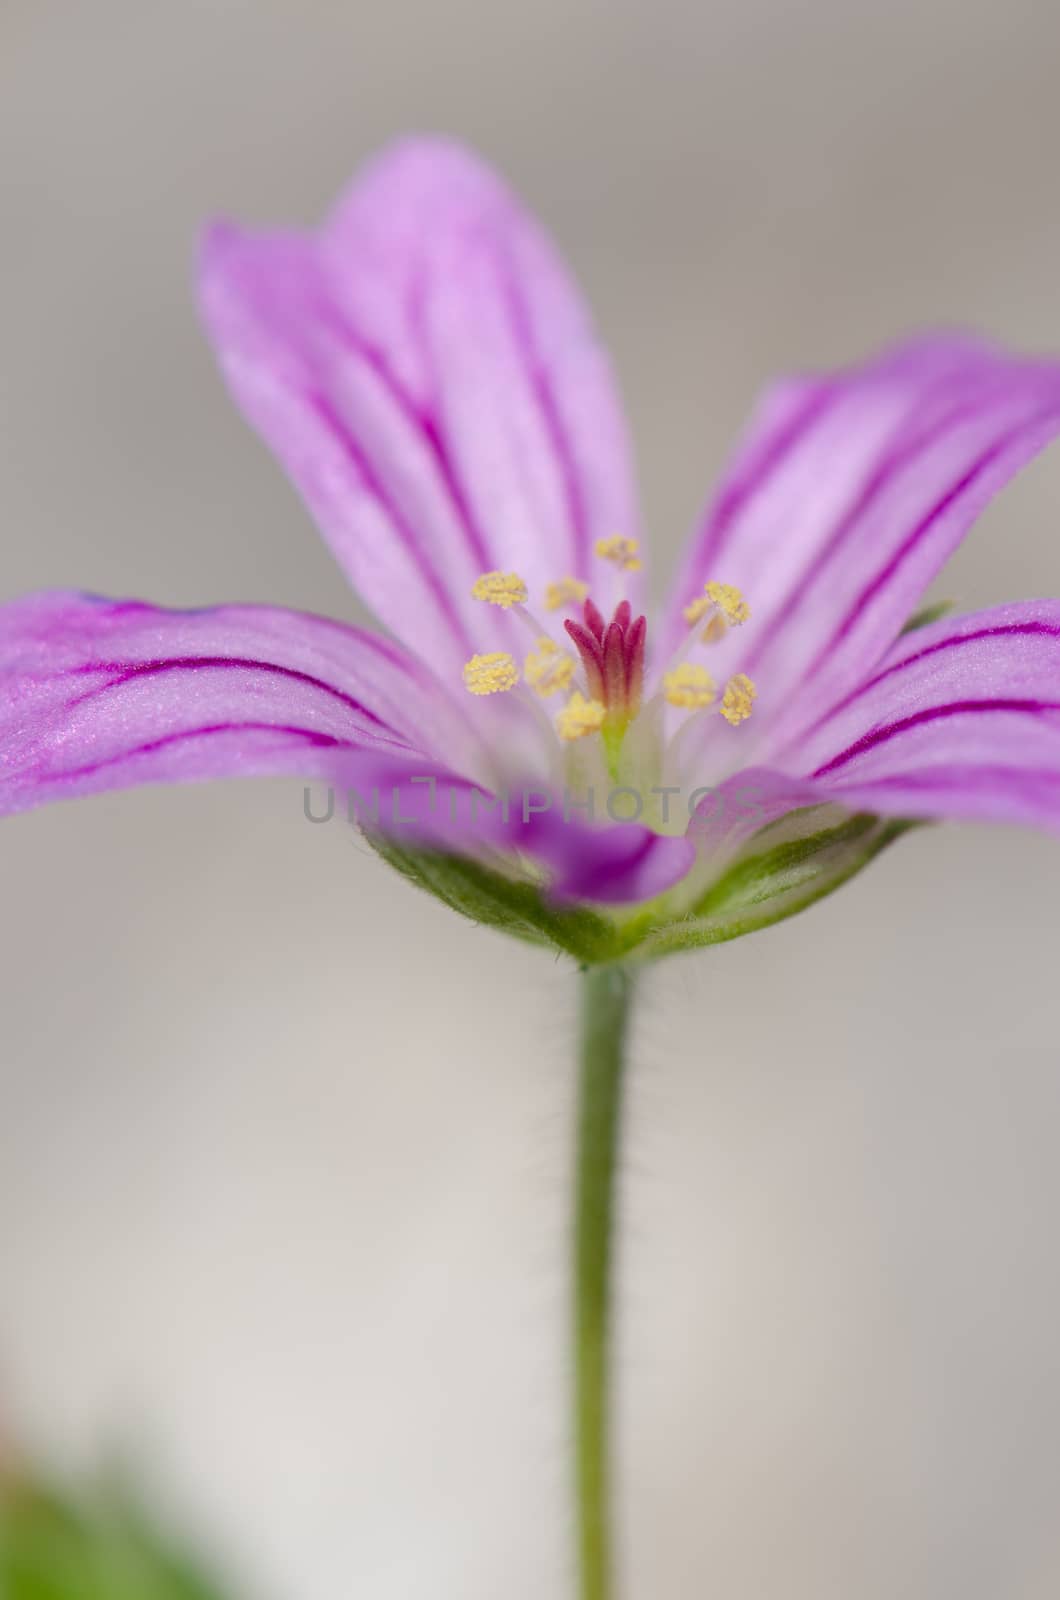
[564,598,646,722]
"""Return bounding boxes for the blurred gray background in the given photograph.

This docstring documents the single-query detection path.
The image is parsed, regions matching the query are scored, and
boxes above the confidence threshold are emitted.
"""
[2,1,1060,1596]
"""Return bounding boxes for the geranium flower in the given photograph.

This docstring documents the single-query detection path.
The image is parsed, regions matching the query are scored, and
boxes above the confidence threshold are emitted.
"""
[3,138,1059,962]
[6,137,1060,1600]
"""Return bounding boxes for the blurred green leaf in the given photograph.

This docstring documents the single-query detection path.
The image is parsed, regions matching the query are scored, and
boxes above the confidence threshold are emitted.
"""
[0,1469,234,1600]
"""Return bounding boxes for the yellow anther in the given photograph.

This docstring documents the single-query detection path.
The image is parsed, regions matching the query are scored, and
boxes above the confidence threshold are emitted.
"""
[594,535,642,572]
[524,637,575,698]
[682,594,712,626]
[556,692,607,741]
[663,663,717,710]
[544,576,590,612]
[471,570,528,609]
[683,583,748,639]
[705,581,750,625]
[463,652,520,696]
[720,673,757,726]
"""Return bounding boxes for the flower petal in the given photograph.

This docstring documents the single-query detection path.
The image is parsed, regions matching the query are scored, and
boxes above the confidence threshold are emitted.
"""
[331,751,696,905]
[782,601,1060,830]
[0,592,476,815]
[197,138,640,677]
[661,335,1060,753]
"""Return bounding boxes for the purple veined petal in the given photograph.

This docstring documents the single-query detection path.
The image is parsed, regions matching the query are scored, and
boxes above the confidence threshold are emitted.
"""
[0,592,484,816]
[658,334,1060,759]
[681,765,823,863]
[780,600,1060,831]
[534,809,696,903]
[330,751,696,905]
[197,139,641,681]
[198,228,473,678]
[322,141,643,617]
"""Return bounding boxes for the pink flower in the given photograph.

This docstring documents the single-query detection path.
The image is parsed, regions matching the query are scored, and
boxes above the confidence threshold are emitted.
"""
[3,139,1059,952]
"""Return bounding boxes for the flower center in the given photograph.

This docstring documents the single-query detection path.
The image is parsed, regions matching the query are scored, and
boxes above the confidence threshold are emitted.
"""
[460,559,757,788]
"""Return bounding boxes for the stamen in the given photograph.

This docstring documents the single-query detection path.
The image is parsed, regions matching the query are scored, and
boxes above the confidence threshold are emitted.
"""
[524,637,575,698]
[556,692,607,741]
[471,570,529,609]
[475,575,564,665]
[664,663,717,710]
[705,582,750,625]
[664,578,752,681]
[463,652,520,696]
[594,535,642,572]
[720,673,757,725]
[683,581,750,639]
[544,577,590,612]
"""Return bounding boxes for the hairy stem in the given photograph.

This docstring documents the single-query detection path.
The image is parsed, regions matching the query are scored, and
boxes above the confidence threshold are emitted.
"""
[574,963,634,1600]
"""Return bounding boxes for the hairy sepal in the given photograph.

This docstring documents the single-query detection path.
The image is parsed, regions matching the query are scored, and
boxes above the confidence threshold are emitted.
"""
[366,808,917,965]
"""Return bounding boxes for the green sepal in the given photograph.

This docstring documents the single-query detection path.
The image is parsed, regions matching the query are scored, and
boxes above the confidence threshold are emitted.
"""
[633,809,918,959]
[366,832,621,963]
[366,808,918,966]
[900,597,956,634]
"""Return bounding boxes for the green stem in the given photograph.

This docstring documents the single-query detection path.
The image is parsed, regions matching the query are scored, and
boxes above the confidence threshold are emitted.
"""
[574,963,634,1600]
